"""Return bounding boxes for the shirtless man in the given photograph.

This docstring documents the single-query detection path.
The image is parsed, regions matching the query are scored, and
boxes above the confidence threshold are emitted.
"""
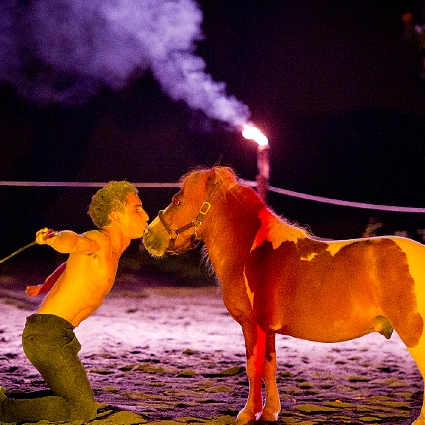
[0,181,149,423]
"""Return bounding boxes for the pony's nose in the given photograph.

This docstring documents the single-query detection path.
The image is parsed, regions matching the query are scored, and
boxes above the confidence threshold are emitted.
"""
[142,231,166,257]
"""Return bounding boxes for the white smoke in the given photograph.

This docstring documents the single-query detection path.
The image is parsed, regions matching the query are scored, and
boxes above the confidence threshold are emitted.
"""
[0,0,250,127]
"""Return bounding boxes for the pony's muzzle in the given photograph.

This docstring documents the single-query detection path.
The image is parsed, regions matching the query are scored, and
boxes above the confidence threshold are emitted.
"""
[142,220,169,257]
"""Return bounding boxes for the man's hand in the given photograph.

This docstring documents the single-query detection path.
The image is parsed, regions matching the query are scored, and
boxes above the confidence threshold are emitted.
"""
[36,228,58,245]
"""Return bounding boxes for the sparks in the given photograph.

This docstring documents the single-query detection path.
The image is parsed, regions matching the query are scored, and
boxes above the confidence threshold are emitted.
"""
[242,123,268,147]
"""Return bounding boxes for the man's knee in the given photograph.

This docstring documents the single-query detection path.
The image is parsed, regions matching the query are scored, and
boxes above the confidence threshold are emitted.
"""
[70,399,98,421]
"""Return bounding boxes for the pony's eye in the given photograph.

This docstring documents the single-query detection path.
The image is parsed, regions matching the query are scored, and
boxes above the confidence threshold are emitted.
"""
[173,198,180,206]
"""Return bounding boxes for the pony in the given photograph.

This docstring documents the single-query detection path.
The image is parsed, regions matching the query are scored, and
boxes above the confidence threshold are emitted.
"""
[143,166,425,424]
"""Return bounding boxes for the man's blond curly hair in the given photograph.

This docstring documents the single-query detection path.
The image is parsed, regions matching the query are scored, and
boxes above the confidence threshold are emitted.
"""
[88,181,138,228]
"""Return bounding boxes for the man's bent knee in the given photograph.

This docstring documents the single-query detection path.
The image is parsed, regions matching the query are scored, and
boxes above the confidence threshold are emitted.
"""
[70,400,97,421]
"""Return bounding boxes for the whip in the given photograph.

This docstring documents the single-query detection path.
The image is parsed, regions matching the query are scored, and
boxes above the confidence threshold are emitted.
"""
[0,229,57,264]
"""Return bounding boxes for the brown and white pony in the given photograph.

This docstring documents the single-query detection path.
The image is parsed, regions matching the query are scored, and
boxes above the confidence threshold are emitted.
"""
[143,166,425,424]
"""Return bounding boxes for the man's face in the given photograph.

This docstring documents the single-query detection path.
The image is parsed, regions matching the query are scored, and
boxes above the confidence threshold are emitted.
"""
[119,193,149,239]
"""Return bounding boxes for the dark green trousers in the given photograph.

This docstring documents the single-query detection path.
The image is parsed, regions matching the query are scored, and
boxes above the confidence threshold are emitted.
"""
[0,314,97,422]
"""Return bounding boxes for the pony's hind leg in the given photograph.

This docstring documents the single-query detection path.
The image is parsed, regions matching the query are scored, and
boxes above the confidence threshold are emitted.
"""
[406,336,425,424]
[261,332,281,422]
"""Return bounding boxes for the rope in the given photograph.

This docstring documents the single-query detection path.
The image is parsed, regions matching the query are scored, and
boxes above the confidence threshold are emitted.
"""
[1,180,424,213]
[242,180,425,213]
[0,181,180,188]
[267,185,425,213]
[0,241,36,264]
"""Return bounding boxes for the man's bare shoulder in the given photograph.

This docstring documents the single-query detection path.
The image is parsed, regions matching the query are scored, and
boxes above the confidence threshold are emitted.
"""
[82,229,106,239]
[81,230,110,249]
[61,229,109,255]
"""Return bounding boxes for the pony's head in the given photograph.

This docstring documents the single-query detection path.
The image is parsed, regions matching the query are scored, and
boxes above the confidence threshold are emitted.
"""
[143,166,238,256]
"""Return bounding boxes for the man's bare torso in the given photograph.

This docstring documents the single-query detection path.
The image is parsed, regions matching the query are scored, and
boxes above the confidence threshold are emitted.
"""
[37,230,119,326]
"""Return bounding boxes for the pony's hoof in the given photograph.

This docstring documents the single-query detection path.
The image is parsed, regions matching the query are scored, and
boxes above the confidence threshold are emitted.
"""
[259,406,279,422]
[236,408,260,425]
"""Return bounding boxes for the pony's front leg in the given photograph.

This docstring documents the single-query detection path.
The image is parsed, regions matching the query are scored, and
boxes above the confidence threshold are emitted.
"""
[261,332,281,422]
[236,323,266,424]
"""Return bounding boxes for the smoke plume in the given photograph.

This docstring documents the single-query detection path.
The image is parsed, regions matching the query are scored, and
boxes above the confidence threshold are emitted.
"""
[0,0,250,127]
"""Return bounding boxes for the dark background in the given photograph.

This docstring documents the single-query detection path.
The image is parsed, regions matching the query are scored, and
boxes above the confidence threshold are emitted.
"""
[1,1,425,268]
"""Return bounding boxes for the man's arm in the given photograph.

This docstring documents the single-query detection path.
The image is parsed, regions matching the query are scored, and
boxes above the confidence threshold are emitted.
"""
[36,228,100,254]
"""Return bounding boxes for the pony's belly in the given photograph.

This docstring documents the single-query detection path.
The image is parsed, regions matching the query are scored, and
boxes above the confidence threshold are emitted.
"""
[277,313,390,343]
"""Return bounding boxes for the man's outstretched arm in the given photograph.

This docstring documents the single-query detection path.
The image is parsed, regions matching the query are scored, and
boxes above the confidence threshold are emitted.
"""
[36,228,100,254]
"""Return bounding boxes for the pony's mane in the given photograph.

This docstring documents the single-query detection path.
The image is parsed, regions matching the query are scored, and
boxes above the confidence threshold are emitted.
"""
[235,179,311,239]
[180,166,311,239]
[179,166,237,184]
[180,166,312,279]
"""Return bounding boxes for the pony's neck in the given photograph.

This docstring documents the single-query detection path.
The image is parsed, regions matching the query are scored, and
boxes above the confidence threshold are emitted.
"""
[202,185,308,276]
[201,185,267,272]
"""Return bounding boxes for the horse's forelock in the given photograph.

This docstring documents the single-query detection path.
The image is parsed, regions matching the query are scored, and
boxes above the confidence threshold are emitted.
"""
[177,168,211,204]
[179,166,205,185]
[180,166,238,198]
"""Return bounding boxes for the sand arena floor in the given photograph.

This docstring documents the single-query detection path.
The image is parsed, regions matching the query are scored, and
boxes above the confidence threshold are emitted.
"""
[0,266,423,424]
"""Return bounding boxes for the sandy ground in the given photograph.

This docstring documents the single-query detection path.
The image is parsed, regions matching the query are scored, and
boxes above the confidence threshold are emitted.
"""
[0,266,423,425]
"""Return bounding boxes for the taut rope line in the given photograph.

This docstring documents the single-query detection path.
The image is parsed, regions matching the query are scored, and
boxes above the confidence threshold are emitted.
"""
[1,180,424,213]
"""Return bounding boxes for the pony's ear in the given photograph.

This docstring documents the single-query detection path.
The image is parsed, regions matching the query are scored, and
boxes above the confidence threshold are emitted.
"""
[206,166,237,191]
[206,168,219,191]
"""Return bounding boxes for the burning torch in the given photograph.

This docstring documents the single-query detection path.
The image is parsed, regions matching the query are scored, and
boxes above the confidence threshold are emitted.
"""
[242,123,269,203]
